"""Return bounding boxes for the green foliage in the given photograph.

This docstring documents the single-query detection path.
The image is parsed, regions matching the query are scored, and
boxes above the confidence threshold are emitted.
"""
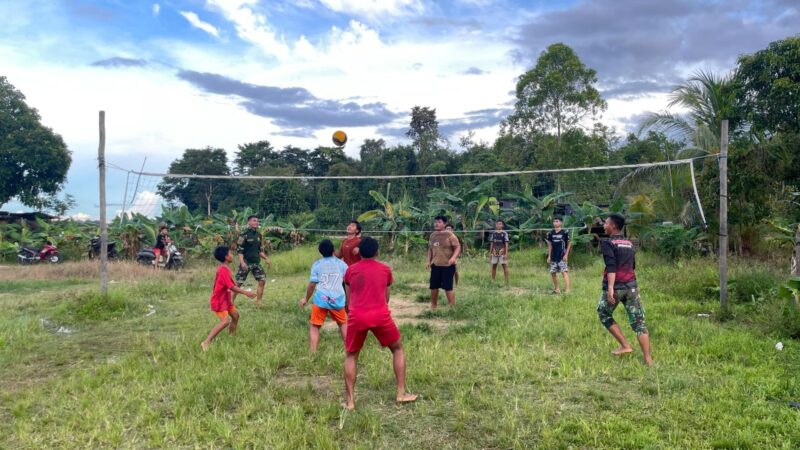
[641,224,708,260]
[157,147,232,216]
[0,76,72,209]
[734,34,800,135]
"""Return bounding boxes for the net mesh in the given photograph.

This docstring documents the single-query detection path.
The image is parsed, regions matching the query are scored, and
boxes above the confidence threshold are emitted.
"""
[107,158,711,233]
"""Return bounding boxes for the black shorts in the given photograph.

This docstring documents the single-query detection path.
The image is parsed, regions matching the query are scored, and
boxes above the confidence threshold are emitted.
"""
[430,264,456,291]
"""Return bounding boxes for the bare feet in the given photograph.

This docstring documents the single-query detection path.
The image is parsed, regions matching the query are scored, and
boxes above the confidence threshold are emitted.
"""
[200,341,210,352]
[644,356,654,366]
[396,393,418,404]
[342,401,355,411]
[256,301,263,308]
[611,346,633,356]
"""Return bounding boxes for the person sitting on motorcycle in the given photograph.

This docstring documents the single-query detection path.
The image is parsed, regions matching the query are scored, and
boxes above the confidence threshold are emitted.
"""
[153,225,170,268]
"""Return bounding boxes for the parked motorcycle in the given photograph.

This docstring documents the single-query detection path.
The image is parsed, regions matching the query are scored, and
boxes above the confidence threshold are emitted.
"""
[88,236,118,260]
[136,242,183,270]
[17,241,61,264]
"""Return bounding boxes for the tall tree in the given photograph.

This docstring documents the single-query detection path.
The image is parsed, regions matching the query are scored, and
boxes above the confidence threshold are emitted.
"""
[234,140,274,175]
[0,76,72,209]
[406,106,441,152]
[157,147,231,216]
[734,35,800,135]
[505,43,606,149]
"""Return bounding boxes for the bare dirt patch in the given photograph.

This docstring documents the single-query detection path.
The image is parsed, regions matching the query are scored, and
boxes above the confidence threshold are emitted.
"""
[318,294,460,332]
[274,367,334,395]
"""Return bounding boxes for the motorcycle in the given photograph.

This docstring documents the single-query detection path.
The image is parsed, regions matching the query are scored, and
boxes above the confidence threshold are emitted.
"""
[17,241,61,264]
[137,242,183,270]
[88,236,118,260]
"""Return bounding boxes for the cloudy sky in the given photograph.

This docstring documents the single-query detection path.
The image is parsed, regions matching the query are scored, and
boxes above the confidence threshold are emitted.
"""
[1,0,796,219]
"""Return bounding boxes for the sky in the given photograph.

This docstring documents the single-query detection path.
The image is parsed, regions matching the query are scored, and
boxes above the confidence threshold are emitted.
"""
[1,0,797,219]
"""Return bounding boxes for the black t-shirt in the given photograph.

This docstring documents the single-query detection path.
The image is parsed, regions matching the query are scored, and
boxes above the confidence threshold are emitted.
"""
[546,229,570,261]
[490,231,509,255]
[601,235,637,290]
[155,234,167,249]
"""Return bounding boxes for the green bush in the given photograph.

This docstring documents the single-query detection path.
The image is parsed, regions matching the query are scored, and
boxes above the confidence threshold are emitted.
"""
[729,271,783,304]
[52,290,148,323]
[643,224,708,260]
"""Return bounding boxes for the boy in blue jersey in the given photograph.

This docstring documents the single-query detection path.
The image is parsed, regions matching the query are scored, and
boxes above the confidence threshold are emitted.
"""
[299,239,349,353]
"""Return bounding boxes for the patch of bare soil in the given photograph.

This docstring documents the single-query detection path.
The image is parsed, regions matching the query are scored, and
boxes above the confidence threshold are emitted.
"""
[274,367,333,395]
[318,295,460,332]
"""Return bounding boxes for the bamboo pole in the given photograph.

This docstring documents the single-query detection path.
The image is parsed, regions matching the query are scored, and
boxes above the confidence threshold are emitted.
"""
[719,120,729,311]
[98,111,108,295]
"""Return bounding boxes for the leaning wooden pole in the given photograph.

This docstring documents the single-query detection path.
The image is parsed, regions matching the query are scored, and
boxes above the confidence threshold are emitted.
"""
[719,120,729,312]
[98,111,109,296]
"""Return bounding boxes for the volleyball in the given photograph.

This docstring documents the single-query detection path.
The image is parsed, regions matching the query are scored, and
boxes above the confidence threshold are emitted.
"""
[332,130,347,147]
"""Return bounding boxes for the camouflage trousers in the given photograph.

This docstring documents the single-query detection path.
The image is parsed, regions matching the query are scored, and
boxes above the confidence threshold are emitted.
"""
[236,262,266,286]
[596,286,648,336]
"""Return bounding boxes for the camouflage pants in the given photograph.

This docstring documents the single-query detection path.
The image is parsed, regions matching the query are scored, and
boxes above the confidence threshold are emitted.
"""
[597,287,648,336]
[236,263,266,286]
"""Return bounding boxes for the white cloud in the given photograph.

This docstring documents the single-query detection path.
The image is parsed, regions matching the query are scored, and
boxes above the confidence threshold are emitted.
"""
[205,0,290,59]
[152,3,160,16]
[71,212,92,222]
[127,191,163,218]
[317,0,424,19]
[179,11,220,38]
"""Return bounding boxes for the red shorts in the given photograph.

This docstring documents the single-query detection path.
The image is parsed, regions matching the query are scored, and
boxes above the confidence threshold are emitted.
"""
[153,248,165,257]
[345,317,401,353]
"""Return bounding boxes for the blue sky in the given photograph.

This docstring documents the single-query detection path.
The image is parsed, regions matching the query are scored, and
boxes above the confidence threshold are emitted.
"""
[1,0,797,219]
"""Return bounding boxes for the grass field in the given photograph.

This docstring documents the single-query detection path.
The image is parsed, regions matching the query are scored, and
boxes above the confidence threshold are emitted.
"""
[1,247,799,449]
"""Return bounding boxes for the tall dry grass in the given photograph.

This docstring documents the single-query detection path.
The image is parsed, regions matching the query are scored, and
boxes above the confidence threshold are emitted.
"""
[0,260,203,282]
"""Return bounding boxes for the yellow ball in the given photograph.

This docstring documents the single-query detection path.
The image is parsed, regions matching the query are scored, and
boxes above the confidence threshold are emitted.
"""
[332,130,347,146]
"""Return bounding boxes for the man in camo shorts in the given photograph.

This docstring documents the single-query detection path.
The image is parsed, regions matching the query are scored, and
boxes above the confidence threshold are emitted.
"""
[234,215,272,307]
[596,214,653,366]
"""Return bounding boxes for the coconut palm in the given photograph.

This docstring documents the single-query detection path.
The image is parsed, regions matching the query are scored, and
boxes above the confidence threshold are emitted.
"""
[638,70,740,156]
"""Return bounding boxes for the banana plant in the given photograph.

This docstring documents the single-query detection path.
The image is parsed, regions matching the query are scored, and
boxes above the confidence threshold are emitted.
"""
[358,183,420,253]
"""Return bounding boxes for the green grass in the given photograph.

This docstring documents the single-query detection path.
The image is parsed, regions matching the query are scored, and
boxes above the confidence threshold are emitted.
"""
[1,249,799,449]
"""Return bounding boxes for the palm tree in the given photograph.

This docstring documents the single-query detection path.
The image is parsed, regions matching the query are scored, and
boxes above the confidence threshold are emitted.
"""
[638,70,740,156]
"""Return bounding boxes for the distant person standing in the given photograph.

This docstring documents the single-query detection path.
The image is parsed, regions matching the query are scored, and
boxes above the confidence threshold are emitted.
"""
[489,219,510,285]
[336,220,362,266]
[546,217,571,294]
[426,216,461,309]
[596,214,653,366]
[233,215,272,308]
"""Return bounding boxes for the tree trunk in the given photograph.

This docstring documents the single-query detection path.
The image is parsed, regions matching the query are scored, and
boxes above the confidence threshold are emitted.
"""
[205,184,213,217]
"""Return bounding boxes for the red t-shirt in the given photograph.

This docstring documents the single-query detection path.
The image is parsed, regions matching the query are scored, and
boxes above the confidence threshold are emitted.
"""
[344,259,393,328]
[340,236,362,266]
[210,265,235,312]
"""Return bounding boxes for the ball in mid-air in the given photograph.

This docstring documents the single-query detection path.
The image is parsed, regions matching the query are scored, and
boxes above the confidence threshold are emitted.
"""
[332,130,347,147]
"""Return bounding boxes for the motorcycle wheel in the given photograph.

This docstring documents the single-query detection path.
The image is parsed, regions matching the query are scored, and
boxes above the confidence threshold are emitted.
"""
[137,256,153,266]
[48,254,60,264]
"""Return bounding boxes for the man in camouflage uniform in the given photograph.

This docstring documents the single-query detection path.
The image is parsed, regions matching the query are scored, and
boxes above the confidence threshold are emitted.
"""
[233,215,272,307]
[596,214,653,366]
